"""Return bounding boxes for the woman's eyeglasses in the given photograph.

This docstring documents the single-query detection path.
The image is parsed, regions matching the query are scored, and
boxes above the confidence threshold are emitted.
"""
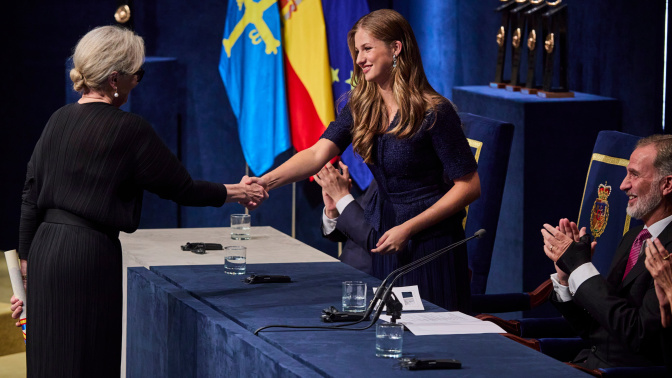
[132,67,145,82]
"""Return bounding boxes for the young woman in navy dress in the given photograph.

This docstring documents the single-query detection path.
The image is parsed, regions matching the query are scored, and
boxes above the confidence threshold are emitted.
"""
[250,9,480,311]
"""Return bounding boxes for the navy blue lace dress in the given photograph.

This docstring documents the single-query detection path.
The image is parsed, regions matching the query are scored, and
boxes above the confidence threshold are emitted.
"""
[321,101,477,311]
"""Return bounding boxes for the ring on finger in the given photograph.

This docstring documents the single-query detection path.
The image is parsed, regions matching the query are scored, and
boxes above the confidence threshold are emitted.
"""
[550,245,554,252]
[664,254,671,261]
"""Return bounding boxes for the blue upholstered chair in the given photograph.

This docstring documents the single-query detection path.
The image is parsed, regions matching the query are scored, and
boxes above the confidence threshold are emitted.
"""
[473,130,642,317]
[479,131,668,376]
[459,112,514,295]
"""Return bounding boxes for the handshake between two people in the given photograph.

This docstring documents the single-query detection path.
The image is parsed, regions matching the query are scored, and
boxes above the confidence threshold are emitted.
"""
[237,175,269,210]
[238,161,354,213]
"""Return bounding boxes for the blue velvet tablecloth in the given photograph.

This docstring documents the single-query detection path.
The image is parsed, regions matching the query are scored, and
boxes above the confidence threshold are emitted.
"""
[127,261,588,377]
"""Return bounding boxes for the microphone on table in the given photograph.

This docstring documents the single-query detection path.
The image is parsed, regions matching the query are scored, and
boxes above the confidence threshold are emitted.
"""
[253,229,485,335]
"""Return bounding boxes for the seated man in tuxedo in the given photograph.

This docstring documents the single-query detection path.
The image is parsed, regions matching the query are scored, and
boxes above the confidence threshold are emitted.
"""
[318,161,376,275]
[542,134,672,369]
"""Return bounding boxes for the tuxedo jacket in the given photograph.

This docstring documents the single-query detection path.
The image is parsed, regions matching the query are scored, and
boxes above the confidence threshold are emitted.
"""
[663,327,672,372]
[323,181,377,275]
[551,222,672,369]
[332,193,381,254]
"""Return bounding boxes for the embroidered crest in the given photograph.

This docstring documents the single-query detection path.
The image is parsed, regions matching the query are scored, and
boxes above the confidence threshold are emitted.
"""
[590,182,611,238]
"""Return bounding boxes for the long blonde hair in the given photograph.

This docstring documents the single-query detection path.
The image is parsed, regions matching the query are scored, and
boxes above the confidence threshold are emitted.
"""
[69,26,145,93]
[346,9,444,164]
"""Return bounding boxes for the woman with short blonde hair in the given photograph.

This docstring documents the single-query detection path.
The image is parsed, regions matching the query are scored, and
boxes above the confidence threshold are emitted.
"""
[10,25,266,376]
[70,25,145,100]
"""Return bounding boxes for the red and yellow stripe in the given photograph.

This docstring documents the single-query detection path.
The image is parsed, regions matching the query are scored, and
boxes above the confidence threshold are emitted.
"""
[280,0,335,151]
[20,318,27,341]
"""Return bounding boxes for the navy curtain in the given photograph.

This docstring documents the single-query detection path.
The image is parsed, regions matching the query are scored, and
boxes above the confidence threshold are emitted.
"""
[0,0,667,258]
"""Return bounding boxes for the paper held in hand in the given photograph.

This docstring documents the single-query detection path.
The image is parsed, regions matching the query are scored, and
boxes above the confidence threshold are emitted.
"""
[4,249,27,342]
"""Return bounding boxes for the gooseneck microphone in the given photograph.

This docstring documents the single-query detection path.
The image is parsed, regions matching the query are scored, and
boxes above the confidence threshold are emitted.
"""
[253,229,485,335]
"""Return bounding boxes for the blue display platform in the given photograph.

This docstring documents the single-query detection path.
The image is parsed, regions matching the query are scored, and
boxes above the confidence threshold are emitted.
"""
[452,86,621,317]
[127,262,588,377]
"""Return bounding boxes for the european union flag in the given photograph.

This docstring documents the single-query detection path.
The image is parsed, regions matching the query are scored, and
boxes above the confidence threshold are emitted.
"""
[322,0,373,190]
[219,0,291,176]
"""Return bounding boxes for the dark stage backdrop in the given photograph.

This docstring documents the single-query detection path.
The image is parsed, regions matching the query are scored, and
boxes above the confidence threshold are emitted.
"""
[0,1,667,275]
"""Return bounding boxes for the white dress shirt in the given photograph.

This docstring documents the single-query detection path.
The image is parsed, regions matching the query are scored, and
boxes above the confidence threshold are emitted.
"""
[552,213,672,301]
[320,194,355,235]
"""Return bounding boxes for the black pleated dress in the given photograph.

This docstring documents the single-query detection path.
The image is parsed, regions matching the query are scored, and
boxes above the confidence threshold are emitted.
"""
[18,102,229,377]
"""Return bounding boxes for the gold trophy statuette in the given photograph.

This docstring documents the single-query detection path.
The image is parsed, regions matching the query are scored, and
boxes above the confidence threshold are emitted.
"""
[512,28,521,48]
[544,33,555,54]
[496,26,506,47]
[527,29,537,50]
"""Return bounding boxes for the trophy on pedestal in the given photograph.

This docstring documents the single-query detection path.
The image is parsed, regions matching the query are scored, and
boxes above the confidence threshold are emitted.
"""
[505,0,535,92]
[538,0,574,98]
[490,0,518,89]
[520,0,547,95]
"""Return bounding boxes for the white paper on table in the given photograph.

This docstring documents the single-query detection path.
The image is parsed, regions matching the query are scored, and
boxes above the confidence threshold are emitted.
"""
[373,285,424,311]
[379,311,506,336]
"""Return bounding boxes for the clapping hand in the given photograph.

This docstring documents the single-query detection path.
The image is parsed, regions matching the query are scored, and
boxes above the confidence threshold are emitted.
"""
[541,222,575,262]
[542,218,597,280]
[644,238,672,327]
[313,161,352,207]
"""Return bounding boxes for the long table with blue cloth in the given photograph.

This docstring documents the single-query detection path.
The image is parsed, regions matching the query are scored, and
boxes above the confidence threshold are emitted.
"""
[126,235,588,377]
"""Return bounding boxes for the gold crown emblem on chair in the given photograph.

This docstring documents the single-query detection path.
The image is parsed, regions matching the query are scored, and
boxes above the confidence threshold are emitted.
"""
[590,182,612,238]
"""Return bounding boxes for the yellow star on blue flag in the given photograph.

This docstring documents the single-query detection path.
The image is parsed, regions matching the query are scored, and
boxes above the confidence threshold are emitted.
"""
[331,67,340,83]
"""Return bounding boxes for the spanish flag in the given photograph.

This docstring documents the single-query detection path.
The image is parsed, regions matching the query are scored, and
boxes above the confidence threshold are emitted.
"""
[280,0,334,152]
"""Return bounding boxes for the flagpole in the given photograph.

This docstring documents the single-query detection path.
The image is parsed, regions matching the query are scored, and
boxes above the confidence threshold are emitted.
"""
[245,164,250,215]
[292,148,296,238]
[292,182,296,238]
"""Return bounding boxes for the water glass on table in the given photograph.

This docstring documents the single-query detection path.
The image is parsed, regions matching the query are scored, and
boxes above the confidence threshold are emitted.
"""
[230,214,251,240]
[376,322,404,358]
[342,281,367,313]
[224,246,246,275]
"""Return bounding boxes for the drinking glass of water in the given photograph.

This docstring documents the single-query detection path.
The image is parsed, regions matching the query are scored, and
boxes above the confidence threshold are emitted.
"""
[376,322,403,358]
[224,246,246,275]
[342,281,367,313]
[230,214,251,240]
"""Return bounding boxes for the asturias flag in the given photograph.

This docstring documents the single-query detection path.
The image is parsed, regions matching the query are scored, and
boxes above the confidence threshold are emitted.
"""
[219,0,291,176]
[280,0,334,152]
[322,0,373,190]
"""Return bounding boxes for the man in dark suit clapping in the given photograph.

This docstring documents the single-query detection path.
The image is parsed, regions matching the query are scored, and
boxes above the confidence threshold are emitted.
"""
[542,134,672,369]
[316,161,376,275]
